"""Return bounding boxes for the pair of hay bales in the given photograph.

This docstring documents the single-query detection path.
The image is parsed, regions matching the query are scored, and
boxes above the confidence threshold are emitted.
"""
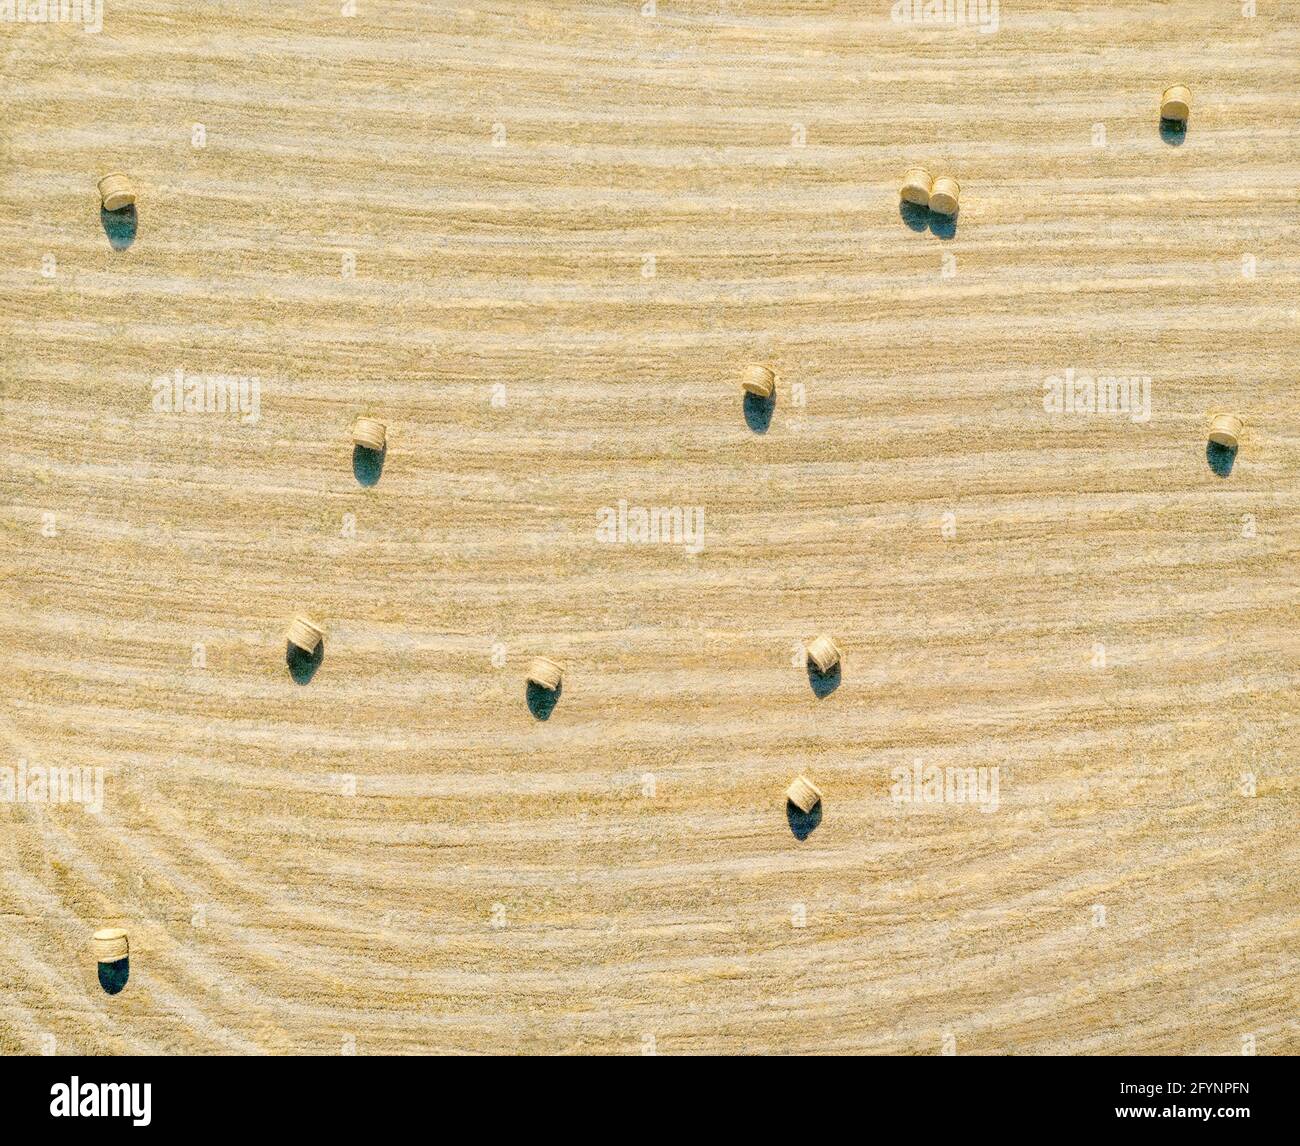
[896,87,1192,219]
[287,615,567,694]
[787,638,840,815]
[524,649,823,816]
[284,418,388,656]
[744,367,1244,454]
[899,168,961,216]
[285,634,839,677]
[285,633,838,686]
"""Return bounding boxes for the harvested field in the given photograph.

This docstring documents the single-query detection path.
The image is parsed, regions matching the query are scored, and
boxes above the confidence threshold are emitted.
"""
[1,0,1297,1054]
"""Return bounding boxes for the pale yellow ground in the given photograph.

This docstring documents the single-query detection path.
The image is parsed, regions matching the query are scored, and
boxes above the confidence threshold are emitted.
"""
[1,1,1297,1055]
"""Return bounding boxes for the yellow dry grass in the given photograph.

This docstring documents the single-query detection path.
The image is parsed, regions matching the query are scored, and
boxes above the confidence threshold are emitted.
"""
[1,1,1297,1055]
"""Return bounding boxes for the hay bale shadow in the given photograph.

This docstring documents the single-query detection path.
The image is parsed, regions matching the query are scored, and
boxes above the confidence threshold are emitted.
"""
[899,199,929,231]
[1159,118,1187,146]
[929,211,957,239]
[787,800,822,840]
[287,640,324,684]
[353,443,385,486]
[743,390,775,433]
[1206,440,1237,477]
[527,679,561,720]
[101,205,137,250]
[98,957,129,995]
[807,660,840,698]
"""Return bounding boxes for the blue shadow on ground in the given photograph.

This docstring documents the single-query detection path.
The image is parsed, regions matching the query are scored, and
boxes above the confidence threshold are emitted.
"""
[899,199,957,239]
[527,680,561,720]
[101,205,137,250]
[98,958,129,994]
[1159,118,1187,146]
[353,444,385,486]
[1206,440,1236,477]
[929,211,957,239]
[787,801,822,840]
[743,390,775,433]
[899,200,928,231]
[807,661,840,698]
[287,640,324,684]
